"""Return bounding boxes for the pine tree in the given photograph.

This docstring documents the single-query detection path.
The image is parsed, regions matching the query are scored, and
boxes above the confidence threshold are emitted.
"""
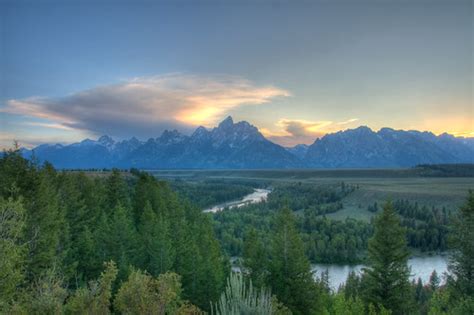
[25,166,65,281]
[0,197,26,309]
[449,190,474,297]
[138,202,174,276]
[243,228,268,289]
[0,146,37,200]
[269,206,320,315]
[103,203,138,281]
[343,271,361,300]
[104,169,130,214]
[428,270,440,292]
[362,201,412,315]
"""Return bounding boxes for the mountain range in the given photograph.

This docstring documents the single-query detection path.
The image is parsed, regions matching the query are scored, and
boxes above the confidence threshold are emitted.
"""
[18,116,474,169]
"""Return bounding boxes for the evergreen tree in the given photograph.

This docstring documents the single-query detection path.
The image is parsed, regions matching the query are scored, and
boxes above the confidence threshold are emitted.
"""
[331,293,365,315]
[243,228,268,289]
[269,206,320,315]
[428,270,440,292]
[132,172,167,224]
[25,166,65,281]
[103,203,138,281]
[104,169,130,214]
[138,201,174,276]
[362,201,412,315]
[343,271,361,300]
[185,208,226,310]
[449,190,474,297]
[0,197,26,309]
[0,146,37,200]
[57,174,89,284]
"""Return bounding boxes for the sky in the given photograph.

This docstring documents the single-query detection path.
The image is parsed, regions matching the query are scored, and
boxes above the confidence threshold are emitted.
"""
[1,0,472,148]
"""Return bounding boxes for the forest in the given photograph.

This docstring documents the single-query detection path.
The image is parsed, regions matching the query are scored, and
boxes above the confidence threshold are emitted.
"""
[1,147,473,314]
[213,183,452,263]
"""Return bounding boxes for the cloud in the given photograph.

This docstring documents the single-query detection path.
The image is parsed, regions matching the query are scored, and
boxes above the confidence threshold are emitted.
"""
[337,118,359,125]
[276,119,332,137]
[2,73,290,138]
[0,132,75,149]
[23,122,75,131]
[264,117,359,146]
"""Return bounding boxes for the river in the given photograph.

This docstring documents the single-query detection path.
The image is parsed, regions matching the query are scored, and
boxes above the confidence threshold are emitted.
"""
[205,190,449,291]
[312,255,449,290]
[203,188,271,213]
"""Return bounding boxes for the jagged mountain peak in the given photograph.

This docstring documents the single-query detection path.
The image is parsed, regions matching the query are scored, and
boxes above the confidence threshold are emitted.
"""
[218,116,234,129]
[158,129,186,144]
[98,135,115,146]
[304,126,474,167]
[19,120,474,169]
[351,125,373,133]
[192,126,210,137]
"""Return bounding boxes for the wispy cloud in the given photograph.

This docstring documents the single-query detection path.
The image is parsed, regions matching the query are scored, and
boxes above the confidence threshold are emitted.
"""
[23,122,75,131]
[337,118,359,125]
[2,73,290,138]
[0,132,77,149]
[264,117,360,146]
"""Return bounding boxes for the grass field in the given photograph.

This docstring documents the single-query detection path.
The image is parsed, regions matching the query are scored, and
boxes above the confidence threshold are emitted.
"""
[150,169,474,221]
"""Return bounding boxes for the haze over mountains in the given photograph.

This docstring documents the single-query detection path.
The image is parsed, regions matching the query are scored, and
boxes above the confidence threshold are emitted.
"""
[19,116,474,169]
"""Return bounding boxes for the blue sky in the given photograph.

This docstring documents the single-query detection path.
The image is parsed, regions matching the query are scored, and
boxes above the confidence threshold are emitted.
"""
[1,0,472,147]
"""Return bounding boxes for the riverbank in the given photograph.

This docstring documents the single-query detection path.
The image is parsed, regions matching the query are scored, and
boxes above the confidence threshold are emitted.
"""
[312,255,449,290]
[203,188,271,213]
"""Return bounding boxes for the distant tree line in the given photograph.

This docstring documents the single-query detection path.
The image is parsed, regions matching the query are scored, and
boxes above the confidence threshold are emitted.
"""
[415,164,474,177]
[214,183,452,264]
[170,180,254,209]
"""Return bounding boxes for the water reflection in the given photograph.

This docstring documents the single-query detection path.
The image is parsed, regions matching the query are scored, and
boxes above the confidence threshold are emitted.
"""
[312,255,449,291]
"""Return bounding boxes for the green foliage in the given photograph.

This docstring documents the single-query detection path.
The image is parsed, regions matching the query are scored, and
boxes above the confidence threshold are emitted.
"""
[105,169,131,212]
[448,190,474,297]
[2,151,472,315]
[428,288,451,315]
[269,206,321,315]
[331,293,365,315]
[243,228,268,289]
[0,153,226,312]
[65,261,117,315]
[114,270,197,315]
[138,202,174,276]
[0,197,26,309]
[103,203,138,280]
[362,202,413,315]
[25,166,66,281]
[171,180,255,209]
[28,268,68,315]
[267,182,355,214]
[0,146,36,199]
[428,270,440,292]
[394,199,452,252]
[214,190,454,265]
[213,183,370,264]
[301,214,372,263]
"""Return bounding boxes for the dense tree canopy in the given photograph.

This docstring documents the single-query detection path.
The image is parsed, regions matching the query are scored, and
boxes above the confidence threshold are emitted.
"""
[0,147,471,314]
